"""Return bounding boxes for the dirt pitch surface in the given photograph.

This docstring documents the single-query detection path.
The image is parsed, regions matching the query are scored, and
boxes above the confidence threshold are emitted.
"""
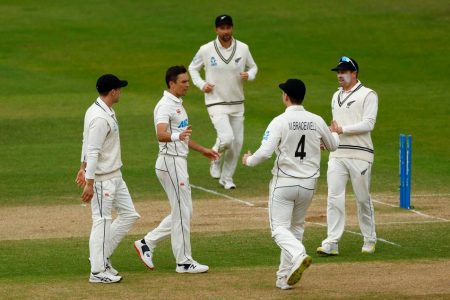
[1,193,449,299]
[1,193,449,241]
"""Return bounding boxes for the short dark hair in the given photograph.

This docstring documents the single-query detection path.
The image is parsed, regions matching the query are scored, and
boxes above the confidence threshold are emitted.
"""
[289,95,304,105]
[165,65,187,88]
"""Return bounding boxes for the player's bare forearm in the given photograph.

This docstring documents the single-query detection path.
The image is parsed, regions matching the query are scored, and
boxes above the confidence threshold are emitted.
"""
[156,123,192,142]
[75,162,87,187]
[188,140,219,160]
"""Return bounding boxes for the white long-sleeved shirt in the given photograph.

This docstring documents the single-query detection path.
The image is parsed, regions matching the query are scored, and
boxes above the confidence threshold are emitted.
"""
[81,98,122,181]
[154,91,190,158]
[246,105,339,179]
[189,37,257,114]
[330,81,378,162]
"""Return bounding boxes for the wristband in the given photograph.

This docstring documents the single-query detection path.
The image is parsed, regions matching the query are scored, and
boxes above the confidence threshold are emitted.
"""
[171,132,180,142]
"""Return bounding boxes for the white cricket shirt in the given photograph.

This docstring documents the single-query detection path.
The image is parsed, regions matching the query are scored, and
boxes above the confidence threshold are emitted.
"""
[246,105,340,178]
[189,37,257,114]
[82,98,122,181]
[154,91,189,158]
[330,80,378,163]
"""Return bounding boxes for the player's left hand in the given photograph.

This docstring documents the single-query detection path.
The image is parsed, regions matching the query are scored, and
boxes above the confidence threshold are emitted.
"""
[203,149,220,161]
[81,180,94,203]
[240,72,249,81]
[242,150,252,165]
[75,169,86,187]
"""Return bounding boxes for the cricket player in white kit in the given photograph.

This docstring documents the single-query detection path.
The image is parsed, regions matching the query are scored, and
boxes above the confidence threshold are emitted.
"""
[75,74,140,283]
[189,14,258,189]
[134,66,218,273]
[317,56,379,256]
[243,79,340,290]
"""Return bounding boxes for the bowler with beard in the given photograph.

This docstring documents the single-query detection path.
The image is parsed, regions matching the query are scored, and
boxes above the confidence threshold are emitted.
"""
[188,14,258,190]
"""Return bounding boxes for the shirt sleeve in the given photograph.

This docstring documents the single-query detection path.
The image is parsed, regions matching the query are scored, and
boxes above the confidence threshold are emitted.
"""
[81,133,86,163]
[154,104,171,125]
[246,119,281,166]
[85,118,109,180]
[317,117,340,152]
[188,48,207,91]
[342,91,378,134]
[245,47,258,81]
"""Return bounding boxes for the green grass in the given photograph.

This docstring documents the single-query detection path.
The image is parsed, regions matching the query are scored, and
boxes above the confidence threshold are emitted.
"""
[0,2,449,299]
[1,222,450,281]
[0,0,449,205]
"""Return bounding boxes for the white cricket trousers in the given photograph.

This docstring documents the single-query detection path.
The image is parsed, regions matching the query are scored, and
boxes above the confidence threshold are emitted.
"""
[144,155,194,264]
[210,112,244,182]
[90,176,140,273]
[323,157,377,244]
[269,177,316,278]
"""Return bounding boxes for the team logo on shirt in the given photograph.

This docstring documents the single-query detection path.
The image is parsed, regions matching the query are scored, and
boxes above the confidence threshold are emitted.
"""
[176,109,181,114]
[210,56,217,66]
[263,130,270,140]
[346,100,356,108]
[235,57,242,64]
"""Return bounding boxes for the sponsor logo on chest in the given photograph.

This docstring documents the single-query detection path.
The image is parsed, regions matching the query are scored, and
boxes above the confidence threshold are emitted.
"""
[178,119,189,128]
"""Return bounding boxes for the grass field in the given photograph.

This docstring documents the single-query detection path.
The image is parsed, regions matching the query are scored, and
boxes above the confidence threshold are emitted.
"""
[1,0,449,299]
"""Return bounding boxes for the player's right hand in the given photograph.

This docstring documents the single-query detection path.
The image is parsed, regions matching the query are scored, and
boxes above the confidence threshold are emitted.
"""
[242,150,252,165]
[202,83,215,93]
[75,169,86,187]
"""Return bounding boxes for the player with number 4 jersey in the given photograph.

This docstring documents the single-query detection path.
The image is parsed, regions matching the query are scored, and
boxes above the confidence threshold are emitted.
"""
[243,79,339,290]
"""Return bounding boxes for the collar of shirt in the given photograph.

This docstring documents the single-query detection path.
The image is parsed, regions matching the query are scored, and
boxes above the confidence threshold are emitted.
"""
[215,36,235,51]
[164,90,183,104]
[96,97,116,119]
[285,105,305,112]
[339,80,362,94]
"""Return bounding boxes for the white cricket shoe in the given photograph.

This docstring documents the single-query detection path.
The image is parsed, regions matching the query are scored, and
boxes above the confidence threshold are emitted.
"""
[176,261,209,274]
[276,276,293,290]
[105,258,119,276]
[89,272,122,283]
[219,179,236,190]
[134,239,155,270]
[362,242,376,254]
[210,159,221,179]
[287,254,312,286]
[317,242,339,256]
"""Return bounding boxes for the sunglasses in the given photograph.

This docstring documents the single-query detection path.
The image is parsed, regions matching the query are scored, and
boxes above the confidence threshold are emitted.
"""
[339,56,357,71]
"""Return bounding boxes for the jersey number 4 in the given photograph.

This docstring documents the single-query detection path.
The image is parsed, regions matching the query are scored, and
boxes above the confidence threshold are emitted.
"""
[295,135,306,160]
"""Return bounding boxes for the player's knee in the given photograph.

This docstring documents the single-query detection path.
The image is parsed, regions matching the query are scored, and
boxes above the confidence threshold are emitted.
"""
[125,212,141,223]
[218,135,234,151]
[92,216,112,225]
[271,225,288,238]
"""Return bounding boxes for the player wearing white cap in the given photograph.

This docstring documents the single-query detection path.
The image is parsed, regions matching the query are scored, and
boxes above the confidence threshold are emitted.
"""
[189,14,258,189]
[243,79,340,290]
[75,74,140,283]
[317,56,378,256]
[133,66,218,274]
